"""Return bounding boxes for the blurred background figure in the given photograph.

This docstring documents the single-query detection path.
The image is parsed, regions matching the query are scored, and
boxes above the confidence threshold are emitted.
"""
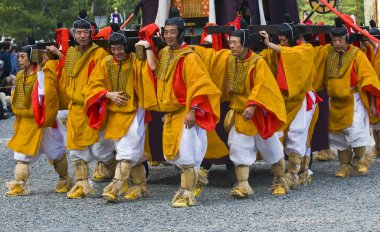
[10,46,18,75]
[110,7,123,26]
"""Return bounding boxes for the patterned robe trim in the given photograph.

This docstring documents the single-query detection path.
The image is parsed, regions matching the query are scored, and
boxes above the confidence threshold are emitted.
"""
[105,55,133,100]
[12,71,37,109]
[227,51,261,94]
[64,44,99,78]
[326,45,359,78]
[156,46,193,81]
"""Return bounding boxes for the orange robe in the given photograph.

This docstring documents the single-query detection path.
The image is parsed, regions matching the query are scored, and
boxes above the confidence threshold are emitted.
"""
[194,46,286,138]
[260,43,319,132]
[363,44,380,124]
[144,44,221,160]
[314,44,380,132]
[58,44,109,149]
[8,61,59,155]
[83,54,148,140]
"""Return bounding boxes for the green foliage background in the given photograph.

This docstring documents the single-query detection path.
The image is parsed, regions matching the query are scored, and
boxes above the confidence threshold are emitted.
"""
[0,0,365,43]
[297,0,364,25]
[0,0,141,43]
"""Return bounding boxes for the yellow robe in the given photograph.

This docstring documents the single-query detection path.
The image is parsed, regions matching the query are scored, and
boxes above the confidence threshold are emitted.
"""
[8,61,59,155]
[144,45,221,160]
[59,44,109,149]
[83,54,148,140]
[194,46,286,138]
[192,46,231,160]
[260,43,316,131]
[314,44,380,132]
[362,44,380,124]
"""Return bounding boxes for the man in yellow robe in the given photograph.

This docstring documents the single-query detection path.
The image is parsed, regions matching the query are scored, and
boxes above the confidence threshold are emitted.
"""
[313,18,380,177]
[47,11,115,199]
[361,28,380,157]
[141,17,221,207]
[259,23,321,189]
[83,25,152,202]
[194,29,289,197]
[5,46,70,196]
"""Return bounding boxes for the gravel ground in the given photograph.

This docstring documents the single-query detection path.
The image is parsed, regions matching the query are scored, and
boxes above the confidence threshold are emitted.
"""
[1,116,380,231]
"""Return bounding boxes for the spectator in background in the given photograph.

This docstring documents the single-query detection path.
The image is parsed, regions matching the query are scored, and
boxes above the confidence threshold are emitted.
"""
[0,60,11,119]
[0,43,15,96]
[10,46,18,75]
[110,7,123,26]
[0,42,12,84]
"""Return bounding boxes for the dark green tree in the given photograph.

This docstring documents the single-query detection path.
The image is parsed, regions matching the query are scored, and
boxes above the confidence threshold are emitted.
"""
[297,0,364,25]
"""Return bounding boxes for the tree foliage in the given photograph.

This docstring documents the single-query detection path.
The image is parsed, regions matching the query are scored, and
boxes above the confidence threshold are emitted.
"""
[0,0,142,43]
[1,0,366,43]
[297,0,364,25]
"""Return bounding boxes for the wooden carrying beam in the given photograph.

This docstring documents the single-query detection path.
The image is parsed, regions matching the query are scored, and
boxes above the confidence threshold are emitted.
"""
[206,24,369,35]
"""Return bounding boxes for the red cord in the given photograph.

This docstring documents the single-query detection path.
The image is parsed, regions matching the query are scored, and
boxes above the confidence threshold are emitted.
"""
[320,0,380,44]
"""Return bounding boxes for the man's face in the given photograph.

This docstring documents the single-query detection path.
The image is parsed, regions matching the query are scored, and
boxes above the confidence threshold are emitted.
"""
[110,44,127,62]
[73,29,91,47]
[332,36,349,52]
[228,36,244,57]
[278,35,289,47]
[18,52,31,69]
[164,25,180,48]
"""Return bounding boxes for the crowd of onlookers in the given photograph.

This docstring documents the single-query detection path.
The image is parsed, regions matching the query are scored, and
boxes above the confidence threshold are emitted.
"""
[0,41,17,119]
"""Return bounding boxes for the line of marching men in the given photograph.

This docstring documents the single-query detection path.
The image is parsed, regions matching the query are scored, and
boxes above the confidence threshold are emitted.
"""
[5,13,380,208]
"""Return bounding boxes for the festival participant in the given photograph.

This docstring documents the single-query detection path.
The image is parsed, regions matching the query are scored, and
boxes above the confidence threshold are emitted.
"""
[313,18,380,177]
[361,25,380,157]
[194,29,288,197]
[47,10,115,199]
[259,17,321,188]
[139,17,221,207]
[83,24,152,202]
[5,46,70,196]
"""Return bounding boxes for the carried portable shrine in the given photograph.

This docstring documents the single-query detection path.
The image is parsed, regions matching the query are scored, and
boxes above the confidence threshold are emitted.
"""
[51,0,369,168]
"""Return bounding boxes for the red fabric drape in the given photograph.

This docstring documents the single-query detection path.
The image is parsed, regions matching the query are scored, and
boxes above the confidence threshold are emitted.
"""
[276,55,288,91]
[32,83,45,127]
[247,100,281,139]
[139,23,160,58]
[86,90,108,129]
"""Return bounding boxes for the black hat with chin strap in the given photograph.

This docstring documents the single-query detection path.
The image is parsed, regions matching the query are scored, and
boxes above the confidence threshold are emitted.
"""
[277,14,299,47]
[330,17,349,40]
[73,9,92,30]
[165,17,185,43]
[108,23,131,53]
[229,29,249,48]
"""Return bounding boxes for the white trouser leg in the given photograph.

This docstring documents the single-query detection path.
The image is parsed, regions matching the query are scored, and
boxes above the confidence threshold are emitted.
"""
[329,93,371,150]
[115,108,146,167]
[14,152,40,163]
[165,125,207,168]
[70,131,115,163]
[255,132,284,165]
[14,126,66,162]
[194,126,207,170]
[40,127,67,161]
[56,110,68,146]
[305,147,311,157]
[228,126,257,166]
[285,91,317,157]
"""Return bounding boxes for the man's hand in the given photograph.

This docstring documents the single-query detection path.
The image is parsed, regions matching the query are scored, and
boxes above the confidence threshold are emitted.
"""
[184,108,196,129]
[161,114,166,123]
[46,45,63,59]
[135,40,151,48]
[242,105,256,121]
[105,91,127,107]
[259,31,270,45]
[37,53,49,71]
